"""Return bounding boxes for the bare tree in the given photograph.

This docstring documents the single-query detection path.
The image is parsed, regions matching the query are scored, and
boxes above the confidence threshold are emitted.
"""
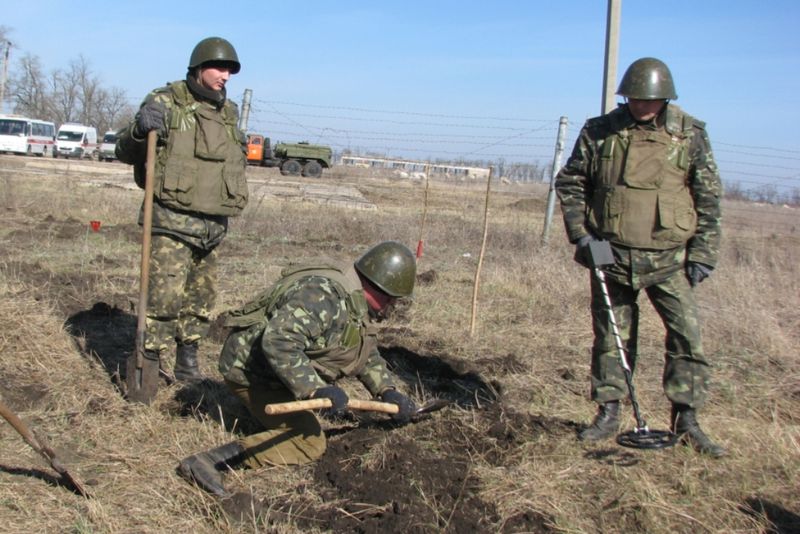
[93,86,135,133]
[6,47,134,132]
[8,53,50,118]
[72,56,101,126]
[0,26,13,113]
[47,67,80,125]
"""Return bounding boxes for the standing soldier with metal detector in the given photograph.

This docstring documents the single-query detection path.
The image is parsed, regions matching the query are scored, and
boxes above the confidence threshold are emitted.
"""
[555,57,725,457]
[116,37,248,400]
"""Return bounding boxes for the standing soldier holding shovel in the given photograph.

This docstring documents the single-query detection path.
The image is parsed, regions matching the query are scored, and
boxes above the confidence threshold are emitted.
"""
[116,37,248,400]
[555,58,725,457]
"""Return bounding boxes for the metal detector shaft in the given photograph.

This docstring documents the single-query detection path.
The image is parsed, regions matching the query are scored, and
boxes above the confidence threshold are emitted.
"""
[592,266,648,431]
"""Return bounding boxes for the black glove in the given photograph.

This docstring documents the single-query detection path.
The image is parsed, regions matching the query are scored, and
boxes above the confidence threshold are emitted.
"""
[573,234,598,268]
[686,262,713,287]
[380,389,417,423]
[134,100,167,139]
[311,385,349,417]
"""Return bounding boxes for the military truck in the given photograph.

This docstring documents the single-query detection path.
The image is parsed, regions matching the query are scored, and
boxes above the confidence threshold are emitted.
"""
[246,134,332,178]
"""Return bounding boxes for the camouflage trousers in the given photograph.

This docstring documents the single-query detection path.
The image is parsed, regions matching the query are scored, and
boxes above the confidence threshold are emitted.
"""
[225,379,326,468]
[144,234,218,353]
[589,267,710,408]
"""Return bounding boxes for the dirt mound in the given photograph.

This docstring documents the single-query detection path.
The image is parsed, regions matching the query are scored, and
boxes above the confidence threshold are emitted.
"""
[260,407,557,533]
[310,427,496,533]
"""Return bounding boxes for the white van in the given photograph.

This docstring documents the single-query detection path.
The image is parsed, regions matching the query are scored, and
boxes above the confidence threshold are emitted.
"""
[55,123,98,159]
[99,130,118,162]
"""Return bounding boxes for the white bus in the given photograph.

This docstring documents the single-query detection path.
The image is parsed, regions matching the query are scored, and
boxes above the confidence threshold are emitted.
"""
[0,115,57,156]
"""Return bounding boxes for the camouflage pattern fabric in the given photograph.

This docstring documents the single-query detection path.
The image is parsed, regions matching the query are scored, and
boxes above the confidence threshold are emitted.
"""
[219,273,397,400]
[589,267,709,408]
[140,201,228,251]
[144,234,217,353]
[556,103,722,267]
[556,103,721,410]
[225,379,326,467]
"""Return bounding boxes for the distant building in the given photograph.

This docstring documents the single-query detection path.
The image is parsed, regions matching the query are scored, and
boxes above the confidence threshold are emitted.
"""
[340,155,490,180]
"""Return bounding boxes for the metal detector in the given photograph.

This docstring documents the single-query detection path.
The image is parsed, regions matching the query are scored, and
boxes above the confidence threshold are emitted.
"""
[589,240,677,450]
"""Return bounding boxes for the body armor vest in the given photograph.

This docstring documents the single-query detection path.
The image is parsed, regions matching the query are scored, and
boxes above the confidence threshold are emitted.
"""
[224,264,375,381]
[587,104,698,249]
[152,81,248,216]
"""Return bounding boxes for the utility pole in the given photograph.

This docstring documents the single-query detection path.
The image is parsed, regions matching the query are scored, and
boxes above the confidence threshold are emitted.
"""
[0,41,11,114]
[541,116,568,244]
[239,88,252,132]
[601,0,622,114]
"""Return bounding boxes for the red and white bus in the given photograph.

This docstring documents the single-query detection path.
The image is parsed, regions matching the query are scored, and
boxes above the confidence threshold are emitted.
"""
[0,114,57,156]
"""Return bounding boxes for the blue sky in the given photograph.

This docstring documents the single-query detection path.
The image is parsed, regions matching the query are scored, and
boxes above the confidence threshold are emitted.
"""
[3,1,799,192]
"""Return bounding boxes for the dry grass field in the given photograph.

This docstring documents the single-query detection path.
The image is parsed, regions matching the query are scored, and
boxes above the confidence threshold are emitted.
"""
[0,154,798,533]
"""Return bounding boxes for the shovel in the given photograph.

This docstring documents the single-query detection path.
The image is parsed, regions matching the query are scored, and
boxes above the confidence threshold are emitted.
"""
[125,130,160,404]
[264,397,451,419]
[589,240,677,449]
[0,397,90,498]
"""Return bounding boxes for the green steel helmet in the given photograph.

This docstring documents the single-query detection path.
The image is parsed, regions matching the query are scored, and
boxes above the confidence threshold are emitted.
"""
[188,37,241,74]
[354,241,416,297]
[617,57,677,100]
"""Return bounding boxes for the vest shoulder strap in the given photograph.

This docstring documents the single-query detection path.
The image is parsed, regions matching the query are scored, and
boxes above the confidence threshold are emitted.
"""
[168,81,193,106]
[222,263,360,329]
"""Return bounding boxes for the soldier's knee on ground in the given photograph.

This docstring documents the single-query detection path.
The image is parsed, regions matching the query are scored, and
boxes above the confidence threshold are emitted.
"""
[241,428,326,468]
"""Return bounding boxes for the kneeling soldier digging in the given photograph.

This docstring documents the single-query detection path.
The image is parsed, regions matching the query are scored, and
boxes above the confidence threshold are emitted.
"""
[177,241,418,496]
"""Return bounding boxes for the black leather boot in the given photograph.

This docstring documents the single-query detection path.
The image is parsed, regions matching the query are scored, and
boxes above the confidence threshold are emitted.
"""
[672,404,726,458]
[579,401,621,441]
[174,342,203,382]
[177,441,247,497]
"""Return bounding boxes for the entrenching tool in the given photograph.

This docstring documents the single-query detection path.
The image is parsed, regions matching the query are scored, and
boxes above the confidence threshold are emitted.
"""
[589,240,677,450]
[125,130,160,404]
[264,397,451,419]
[0,397,90,498]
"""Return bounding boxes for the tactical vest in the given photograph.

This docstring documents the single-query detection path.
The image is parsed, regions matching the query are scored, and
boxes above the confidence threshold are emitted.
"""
[224,264,376,381]
[152,81,248,216]
[587,104,698,249]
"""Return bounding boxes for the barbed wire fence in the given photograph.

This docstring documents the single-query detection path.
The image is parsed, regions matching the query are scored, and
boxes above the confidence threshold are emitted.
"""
[236,94,799,238]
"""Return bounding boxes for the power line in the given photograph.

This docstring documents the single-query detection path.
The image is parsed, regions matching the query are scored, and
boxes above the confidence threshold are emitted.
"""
[252,98,555,123]
[248,119,559,141]
[716,141,800,155]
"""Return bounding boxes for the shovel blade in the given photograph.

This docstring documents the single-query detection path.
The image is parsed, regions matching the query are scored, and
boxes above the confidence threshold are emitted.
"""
[49,456,91,498]
[125,352,160,404]
[416,398,451,416]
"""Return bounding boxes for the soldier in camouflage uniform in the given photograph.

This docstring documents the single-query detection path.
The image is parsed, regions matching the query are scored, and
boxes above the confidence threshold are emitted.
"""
[177,241,418,497]
[555,58,725,457]
[116,37,248,383]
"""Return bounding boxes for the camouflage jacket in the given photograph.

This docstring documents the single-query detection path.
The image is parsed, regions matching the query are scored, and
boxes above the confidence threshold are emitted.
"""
[218,266,397,399]
[556,104,722,278]
[117,79,247,248]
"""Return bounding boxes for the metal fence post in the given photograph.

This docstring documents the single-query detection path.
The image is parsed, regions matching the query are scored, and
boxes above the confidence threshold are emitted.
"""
[239,89,252,132]
[541,116,568,244]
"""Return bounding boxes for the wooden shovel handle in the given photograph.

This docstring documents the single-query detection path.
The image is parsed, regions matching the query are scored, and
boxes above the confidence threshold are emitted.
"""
[135,130,157,350]
[0,398,90,498]
[349,399,400,414]
[264,398,400,415]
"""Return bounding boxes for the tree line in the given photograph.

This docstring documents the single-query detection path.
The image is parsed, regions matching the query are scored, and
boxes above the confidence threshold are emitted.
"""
[1,27,135,135]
